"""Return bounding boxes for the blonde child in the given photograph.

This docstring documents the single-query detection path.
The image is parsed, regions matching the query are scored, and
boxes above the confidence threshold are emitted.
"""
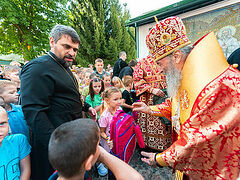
[98,87,122,152]
[111,76,124,92]
[3,65,21,90]
[85,78,104,120]
[0,80,30,140]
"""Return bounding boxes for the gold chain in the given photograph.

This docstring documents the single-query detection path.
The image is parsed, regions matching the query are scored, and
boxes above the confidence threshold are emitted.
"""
[48,53,79,91]
[48,53,84,106]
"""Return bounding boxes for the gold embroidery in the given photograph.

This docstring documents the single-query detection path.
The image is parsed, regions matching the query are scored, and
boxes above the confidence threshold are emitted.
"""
[180,89,190,111]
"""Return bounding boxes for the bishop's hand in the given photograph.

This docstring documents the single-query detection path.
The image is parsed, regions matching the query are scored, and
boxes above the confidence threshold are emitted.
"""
[132,102,151,114]
[141,151,156,166]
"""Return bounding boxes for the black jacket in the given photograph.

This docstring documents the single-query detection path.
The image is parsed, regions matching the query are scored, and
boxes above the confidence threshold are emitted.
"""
[227,48,240,71]
[20,51,90,179]
[119,66,134,80]
[113,58,128,77]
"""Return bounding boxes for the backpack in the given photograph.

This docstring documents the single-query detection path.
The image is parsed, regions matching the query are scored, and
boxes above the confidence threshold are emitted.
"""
[110,110,145,163]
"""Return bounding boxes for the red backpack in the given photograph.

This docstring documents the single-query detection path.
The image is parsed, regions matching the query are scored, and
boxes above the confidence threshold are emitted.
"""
[110,110,145,163]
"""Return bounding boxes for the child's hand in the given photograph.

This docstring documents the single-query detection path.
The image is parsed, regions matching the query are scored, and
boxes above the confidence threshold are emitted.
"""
[107,138,113,149]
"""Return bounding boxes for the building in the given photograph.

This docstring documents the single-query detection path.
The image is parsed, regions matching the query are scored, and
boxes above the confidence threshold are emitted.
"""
[126,0,240,59]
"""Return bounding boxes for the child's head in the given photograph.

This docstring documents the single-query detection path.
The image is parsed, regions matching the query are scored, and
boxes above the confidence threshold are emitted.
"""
[84,70,92,86]
[128,60,137,68]
[0,106,9,146]
[0,80,18,104]
[122,75,133,89]
[95,58,104,73]
[112,76,124,89]
[10,61,21,67]
[102,87,122,110]
[89,77,104,101]
[103,73,112,89]
[49,118,100,179]
[3,66,21,87]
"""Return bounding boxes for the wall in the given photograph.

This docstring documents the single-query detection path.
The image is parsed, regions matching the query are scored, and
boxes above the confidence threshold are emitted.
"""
[137,0,240,59]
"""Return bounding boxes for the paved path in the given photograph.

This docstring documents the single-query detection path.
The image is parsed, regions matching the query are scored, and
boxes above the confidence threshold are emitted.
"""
[90,147,174,180]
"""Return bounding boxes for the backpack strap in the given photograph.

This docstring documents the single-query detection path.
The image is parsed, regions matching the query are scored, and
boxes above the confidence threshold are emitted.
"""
[110,110,124,140]
[134,123,145,148]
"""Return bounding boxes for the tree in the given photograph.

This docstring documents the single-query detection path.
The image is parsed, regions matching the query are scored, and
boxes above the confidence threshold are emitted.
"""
[70,0,135,66]
[70,0,107,66]
[0,0,70,60]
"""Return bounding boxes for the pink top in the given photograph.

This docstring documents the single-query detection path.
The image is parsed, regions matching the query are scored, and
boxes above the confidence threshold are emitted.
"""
[98,107,122,152]
[99,108,113,152]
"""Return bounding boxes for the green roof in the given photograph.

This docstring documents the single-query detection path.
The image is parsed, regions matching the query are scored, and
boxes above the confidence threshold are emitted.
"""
[0,60,11,65]
[126,0,224,27]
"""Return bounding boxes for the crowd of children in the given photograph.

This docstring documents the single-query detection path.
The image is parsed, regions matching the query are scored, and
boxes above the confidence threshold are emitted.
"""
[0,57,140,179]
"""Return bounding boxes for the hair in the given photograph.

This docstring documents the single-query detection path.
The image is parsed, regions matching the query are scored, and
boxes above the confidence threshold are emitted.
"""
[122,75,133,87]
[168,45,193,63]
[119,51,126,58]
[128,60,137,67]
[10,61,21,67]
[0,80,17,94]
[49,119,99,178]
[90,73,97,79]
[3,65,21,76]
[85,68,93,74]
[95,58,103,64]
[102,73,111,80]
[111,76,124,89]
[89,77,104,101]
[102,87,121,100]
[50,25,80,44]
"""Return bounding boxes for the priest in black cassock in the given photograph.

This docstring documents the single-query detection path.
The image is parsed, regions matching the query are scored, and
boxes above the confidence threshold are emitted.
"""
[227,47,240,71]
[20,25,96,180]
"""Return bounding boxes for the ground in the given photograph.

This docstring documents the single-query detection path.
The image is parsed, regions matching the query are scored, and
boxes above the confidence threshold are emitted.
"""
[90,146,174,180]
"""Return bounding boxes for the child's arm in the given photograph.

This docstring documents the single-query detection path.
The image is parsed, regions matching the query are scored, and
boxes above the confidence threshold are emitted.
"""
[98,146,144,180]
[94,103,103,112]
[121,99,133,109]
[20,155,31,180]
[100,127,108,140]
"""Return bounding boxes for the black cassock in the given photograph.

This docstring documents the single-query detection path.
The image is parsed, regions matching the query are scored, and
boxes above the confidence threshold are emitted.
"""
[20,51,90,180]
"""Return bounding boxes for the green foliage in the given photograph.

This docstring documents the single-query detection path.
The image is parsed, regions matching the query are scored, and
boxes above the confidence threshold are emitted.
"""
[70,0,136,66]
[0,0,70,60]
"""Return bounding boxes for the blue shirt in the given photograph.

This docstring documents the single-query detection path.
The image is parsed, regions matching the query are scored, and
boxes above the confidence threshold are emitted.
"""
[7,104,30,140]
[0,134,31,180]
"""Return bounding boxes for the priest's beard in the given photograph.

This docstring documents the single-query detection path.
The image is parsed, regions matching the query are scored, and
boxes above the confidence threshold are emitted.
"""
[65,61,73,68]
[166,60,182,97]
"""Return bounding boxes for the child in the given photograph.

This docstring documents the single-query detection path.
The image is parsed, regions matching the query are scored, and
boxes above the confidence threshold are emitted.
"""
[48,118,143,180]
[0,106,31,180]
[98,87,122,152]
[92,58,106,79]
[111,76,124,92]
[103,73,112,89]
[122,75,134,114]
[3,65,21,90]
[82,70,93,101]
[85,78,104,120]
[0,80,30,140]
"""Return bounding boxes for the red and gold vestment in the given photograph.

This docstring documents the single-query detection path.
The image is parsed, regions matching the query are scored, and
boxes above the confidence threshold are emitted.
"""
[152,32,240,179]
[133,56,172,151]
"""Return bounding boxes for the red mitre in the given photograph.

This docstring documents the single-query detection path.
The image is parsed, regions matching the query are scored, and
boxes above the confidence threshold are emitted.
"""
[146,16,191,61]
